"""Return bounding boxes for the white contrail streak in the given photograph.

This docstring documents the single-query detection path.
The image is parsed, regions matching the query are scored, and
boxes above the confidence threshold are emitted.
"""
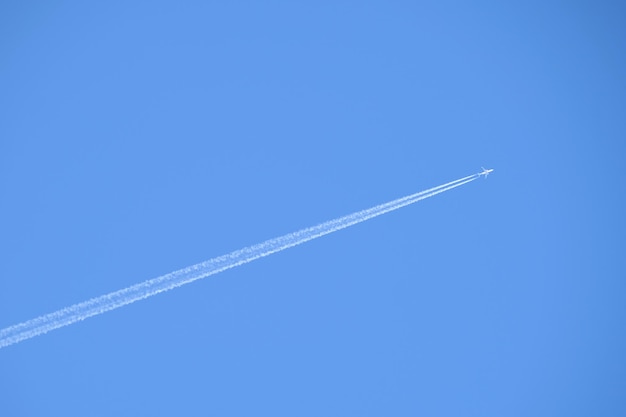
[0,173,479,349]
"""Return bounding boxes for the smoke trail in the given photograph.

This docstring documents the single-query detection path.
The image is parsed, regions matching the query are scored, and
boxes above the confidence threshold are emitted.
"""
[0,173,478,349]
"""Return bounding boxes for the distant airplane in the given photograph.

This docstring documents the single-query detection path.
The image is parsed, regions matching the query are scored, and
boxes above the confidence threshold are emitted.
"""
[479,167,494,178]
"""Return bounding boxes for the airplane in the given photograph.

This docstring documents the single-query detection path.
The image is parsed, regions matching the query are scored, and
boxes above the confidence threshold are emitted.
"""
[479,167,494,178]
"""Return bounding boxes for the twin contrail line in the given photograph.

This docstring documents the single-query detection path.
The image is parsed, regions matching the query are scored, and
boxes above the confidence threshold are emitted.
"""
[0,172,480,349]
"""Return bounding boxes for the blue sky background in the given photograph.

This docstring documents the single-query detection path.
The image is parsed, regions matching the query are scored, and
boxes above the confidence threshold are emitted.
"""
[1,1,625,415]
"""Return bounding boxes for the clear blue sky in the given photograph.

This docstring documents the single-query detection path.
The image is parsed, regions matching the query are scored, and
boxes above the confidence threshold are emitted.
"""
[1,1,625,415]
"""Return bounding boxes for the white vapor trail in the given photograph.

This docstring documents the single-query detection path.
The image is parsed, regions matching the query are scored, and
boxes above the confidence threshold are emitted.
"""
[0,173,479,349]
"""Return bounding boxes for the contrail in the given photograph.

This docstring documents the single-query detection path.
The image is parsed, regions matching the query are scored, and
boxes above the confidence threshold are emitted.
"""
[0,172,479,349]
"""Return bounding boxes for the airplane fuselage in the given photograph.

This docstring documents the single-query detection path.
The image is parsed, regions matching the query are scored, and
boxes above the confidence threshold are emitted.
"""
[479,167,494,178]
